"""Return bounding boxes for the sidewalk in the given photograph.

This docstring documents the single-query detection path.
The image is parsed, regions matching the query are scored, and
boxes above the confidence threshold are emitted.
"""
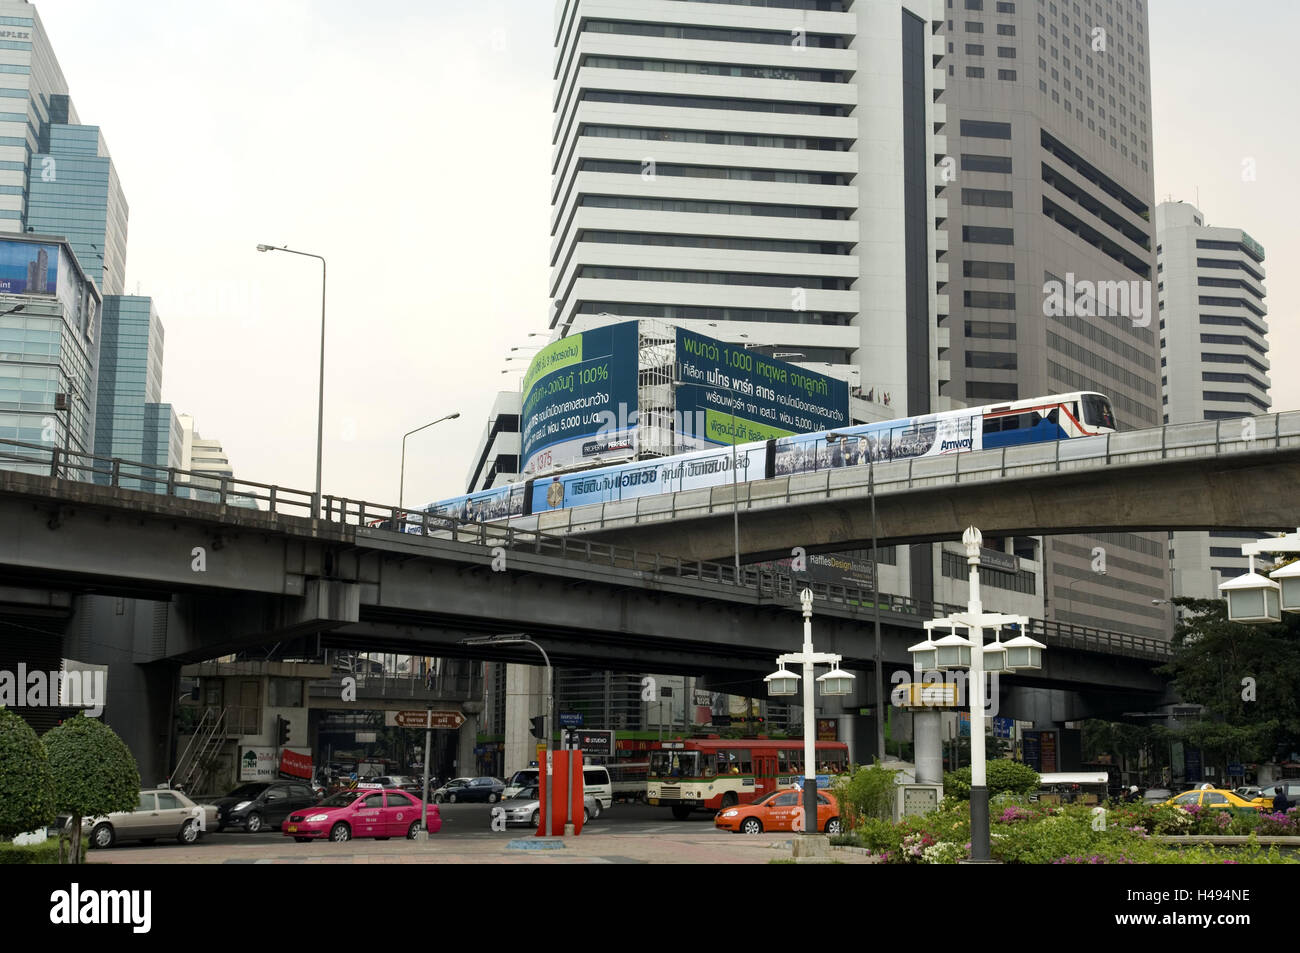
[89,829,876,864]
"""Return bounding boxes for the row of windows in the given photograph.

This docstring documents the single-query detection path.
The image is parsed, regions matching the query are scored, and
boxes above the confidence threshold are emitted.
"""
[583,20,844,48]
[1202,352,1270,375]
[580,230,838,256]
[1040,129,1148,217]
[960,66,1019,80]
[959,20,1019,35]
[583,89,849,117]
[941,549,1036,593]
[578,265,847,289]
[575,302,851,325]
[582,124,839,151]
[0,65,29,74]
[1203,391,1270,412]
[962,153,1013,173]
[1202,371,1268,390]
[1200,333,1267,356]
[1047,309,1156,372]
[1198,276,1264,302]
[963,225,1014,245]
[580,194,845,219]
[1042,197,1149,279]
[1197,238,1264,264]
[667,0,847,10]
[966,350,1017,370]
[1200,314,1265,337]
[579,158,845,185]
[964,290,1016,310]
[1041,161,1150,249]
[1042,271,1155,346]
[956,0,1018,11]
[961,187,1013,208]
[962,44,1018,57]
[964,320,1016,340]
[582,56,845,84]
[964,260,1015,280]
[1196,257,1265,283]
[965,381,1018,401]
[1046,331,1156,396]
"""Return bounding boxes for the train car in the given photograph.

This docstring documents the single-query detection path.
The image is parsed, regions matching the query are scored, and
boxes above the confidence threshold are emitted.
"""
[410,391,1116,526]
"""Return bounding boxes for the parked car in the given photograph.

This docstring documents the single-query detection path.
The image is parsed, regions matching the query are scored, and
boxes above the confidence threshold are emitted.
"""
[82,789,218,848]
[714,789,843,835]
[430,777,473,804]
[282,788,439,842]
[371,775,426,796]
[496,784,601,827]
[211,781,320,833]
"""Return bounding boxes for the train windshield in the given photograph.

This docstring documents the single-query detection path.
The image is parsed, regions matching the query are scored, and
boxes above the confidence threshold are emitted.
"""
[1081,394,1116,431]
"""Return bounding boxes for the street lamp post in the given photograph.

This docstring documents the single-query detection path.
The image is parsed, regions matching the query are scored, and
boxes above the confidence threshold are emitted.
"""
[257,244,326,517]
[765,589,855,838]
[399,413,460,509]
[460,634,558,836]
[908,526,1042,863]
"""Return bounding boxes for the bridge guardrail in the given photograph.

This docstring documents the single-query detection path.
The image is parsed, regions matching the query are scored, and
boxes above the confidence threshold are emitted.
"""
[5,412,1259,664]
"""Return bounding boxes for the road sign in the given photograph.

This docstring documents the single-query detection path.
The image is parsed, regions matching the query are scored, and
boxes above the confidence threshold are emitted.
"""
[387,710,465,730]
[559,711,584,728]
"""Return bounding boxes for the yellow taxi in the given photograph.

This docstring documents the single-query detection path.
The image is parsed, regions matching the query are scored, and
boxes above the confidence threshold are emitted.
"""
[1164,787,1264,812]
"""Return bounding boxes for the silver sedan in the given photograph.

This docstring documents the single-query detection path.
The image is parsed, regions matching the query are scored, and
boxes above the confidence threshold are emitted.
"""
[496,785,602,827]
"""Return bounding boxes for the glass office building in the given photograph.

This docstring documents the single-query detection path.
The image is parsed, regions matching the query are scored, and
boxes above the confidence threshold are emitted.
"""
[0,233,100,472]
[27,95,128,296]
[93,295,181,488]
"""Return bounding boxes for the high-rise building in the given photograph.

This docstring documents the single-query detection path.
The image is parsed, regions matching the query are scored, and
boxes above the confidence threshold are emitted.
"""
[0,233,101,468]
[27,94,129,296]
[939,0,1167,638]
[93,295,181,487]
[177,413,255,507]
[1155,200,1270,600]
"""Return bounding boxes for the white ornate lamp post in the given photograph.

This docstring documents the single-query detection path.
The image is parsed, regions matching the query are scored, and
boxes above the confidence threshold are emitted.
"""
[765,588,855,835]
[1219,531,1300,623]
[907,527,1040,862]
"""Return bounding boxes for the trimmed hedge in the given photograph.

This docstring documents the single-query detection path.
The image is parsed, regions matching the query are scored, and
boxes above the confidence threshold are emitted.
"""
[0,839,87,864]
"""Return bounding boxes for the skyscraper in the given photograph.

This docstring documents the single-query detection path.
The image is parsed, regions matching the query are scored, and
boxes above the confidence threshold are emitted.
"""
[940,0,1167,638]
[27,94,129,296]
[1156,200,1270,600]
[93,295,181,487]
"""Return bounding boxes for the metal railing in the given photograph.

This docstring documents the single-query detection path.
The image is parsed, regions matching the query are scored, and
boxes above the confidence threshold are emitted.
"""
[0,419,1238,662]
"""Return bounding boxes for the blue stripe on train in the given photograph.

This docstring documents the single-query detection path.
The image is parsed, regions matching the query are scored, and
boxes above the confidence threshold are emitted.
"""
[981,421,1068,449]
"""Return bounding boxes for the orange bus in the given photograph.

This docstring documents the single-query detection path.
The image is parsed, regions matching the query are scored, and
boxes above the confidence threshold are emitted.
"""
[647,739,849,819]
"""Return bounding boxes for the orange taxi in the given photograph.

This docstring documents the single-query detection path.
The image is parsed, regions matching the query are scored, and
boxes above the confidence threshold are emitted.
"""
[714,788,843,835]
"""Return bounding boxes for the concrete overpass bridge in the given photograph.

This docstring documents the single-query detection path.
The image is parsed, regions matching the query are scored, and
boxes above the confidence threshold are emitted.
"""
[520,412,1300,562]
[0,432,1195,782]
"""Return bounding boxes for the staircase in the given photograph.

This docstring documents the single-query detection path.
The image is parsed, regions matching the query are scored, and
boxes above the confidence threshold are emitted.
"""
[171,706,229,793]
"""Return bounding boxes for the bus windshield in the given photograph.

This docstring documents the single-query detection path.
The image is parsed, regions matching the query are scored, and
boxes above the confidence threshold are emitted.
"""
[650,751,701,779]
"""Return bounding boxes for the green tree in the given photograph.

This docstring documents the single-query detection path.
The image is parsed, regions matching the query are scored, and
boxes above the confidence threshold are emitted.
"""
[0,708,56,840]
[1157,598,1300,766]
[43,716,139,863]
[944,760,1039,800]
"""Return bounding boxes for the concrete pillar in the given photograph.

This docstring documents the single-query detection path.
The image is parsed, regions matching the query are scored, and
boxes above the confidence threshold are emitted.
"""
[503,662,545,776]
[913,707,943,785]
[457,710,479,777]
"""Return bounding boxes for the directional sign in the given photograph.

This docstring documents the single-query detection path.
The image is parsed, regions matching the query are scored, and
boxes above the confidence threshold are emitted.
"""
[559,712,584,728]
[387,710,465,730]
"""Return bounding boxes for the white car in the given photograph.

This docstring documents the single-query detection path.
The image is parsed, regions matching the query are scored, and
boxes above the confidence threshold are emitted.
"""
[79,789,218,848]
[496,785,602,827]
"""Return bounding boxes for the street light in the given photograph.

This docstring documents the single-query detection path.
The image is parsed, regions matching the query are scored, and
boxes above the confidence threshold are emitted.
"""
[908,526,1037,863]
[257,243,327,517]
[399,413,460,509]
[826,430,884,761]
[460,634,558,835]
[1216,531,1300,623]
[765,588,855,839]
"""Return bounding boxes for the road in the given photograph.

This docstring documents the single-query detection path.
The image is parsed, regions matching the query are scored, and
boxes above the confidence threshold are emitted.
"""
[70,802,872,864]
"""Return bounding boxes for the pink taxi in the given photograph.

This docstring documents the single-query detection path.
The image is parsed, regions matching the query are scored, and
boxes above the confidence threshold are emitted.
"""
[281,787,441,842]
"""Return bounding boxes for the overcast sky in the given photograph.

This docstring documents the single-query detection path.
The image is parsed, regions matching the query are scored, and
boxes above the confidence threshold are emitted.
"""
[33,0,1298,506]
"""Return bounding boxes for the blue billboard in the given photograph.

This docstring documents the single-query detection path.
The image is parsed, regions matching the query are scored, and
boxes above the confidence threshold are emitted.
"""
[675,327,849,448]
[521,322,639,475]
[0,239,59,295]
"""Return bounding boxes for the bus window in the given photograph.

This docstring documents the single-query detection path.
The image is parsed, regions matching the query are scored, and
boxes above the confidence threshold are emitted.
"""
[779,750,804,774]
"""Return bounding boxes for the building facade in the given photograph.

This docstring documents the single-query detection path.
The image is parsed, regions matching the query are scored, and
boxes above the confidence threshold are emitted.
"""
[94,295,181,488]
[939,0,1168,637]
[1155,200,1270,599]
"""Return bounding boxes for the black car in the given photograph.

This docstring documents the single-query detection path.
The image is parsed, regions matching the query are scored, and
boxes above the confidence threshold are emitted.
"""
[211,781,320,833]
[444,777,504,804]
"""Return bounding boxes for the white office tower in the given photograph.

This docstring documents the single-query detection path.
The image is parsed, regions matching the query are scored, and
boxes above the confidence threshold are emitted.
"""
[178,413,255,507]
[1155,200,1270,599]
[550,0,949,424]
[466,390,523,491]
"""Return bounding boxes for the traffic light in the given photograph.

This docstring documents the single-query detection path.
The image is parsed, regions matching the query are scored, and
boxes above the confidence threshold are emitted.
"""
[277,715,291,746]
[529,716,546,740]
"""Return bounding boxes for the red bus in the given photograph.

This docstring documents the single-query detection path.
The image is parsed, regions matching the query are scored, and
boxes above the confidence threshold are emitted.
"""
[646,739,848,819]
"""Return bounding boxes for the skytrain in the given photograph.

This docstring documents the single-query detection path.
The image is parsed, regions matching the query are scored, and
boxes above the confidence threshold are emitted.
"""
[422,391,1118,524]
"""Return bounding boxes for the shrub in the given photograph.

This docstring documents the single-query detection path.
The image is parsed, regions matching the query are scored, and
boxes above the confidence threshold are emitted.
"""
[43,716,139,864]
[0,838,86,864]
[943,761,1039,801]
[833,761,899,826]
[0,708,56,840]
